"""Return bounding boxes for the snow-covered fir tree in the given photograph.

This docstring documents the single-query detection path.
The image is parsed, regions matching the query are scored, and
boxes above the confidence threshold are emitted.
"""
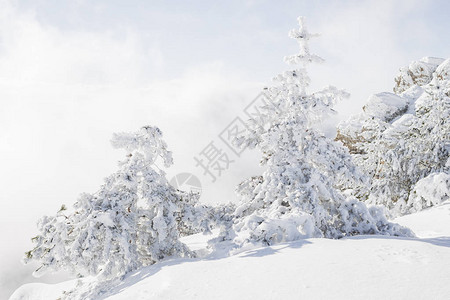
[24,126,207,280]
[227,17,412,247]
[337,58,449,215]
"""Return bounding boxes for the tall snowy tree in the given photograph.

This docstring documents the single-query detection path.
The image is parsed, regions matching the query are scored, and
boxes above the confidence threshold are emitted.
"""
[228,17,412,247]
[24,126,205,279]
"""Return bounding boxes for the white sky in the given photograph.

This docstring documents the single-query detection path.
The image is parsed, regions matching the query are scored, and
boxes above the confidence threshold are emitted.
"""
[1,0,449,298]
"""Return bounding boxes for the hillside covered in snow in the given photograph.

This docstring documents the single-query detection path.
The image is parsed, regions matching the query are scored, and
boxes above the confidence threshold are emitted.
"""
[10,200,450,300]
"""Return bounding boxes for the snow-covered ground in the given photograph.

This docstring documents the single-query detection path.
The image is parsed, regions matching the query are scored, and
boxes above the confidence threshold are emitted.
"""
[10,201,450,300]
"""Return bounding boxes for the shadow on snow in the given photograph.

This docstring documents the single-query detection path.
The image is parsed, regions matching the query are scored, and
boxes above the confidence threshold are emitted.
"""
[90,233,449,299]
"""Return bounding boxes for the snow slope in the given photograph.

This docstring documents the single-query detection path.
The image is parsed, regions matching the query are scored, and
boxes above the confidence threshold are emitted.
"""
[10,201,450,300]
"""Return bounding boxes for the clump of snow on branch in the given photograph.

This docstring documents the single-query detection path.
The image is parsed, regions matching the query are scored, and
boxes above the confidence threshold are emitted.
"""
[407,172,450,213]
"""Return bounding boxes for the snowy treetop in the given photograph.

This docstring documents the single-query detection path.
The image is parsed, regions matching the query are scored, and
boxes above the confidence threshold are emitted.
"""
[111,126,173,168]
[284,16,324,65]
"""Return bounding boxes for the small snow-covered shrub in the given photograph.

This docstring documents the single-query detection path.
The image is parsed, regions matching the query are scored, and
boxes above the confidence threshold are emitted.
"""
[403,172,450,213]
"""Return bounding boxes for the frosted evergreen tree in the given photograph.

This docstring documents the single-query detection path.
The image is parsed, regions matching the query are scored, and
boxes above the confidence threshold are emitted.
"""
[24,126,205,279]
[228,17,412,247]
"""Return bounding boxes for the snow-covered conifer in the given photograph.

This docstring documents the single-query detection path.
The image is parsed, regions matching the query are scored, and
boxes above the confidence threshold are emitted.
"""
[24,126,201,279]
[229,17,412,247]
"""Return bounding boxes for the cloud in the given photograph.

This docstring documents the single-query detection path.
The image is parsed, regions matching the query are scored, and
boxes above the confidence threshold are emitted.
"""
[0,2,163,86]
[303,0,442,119]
